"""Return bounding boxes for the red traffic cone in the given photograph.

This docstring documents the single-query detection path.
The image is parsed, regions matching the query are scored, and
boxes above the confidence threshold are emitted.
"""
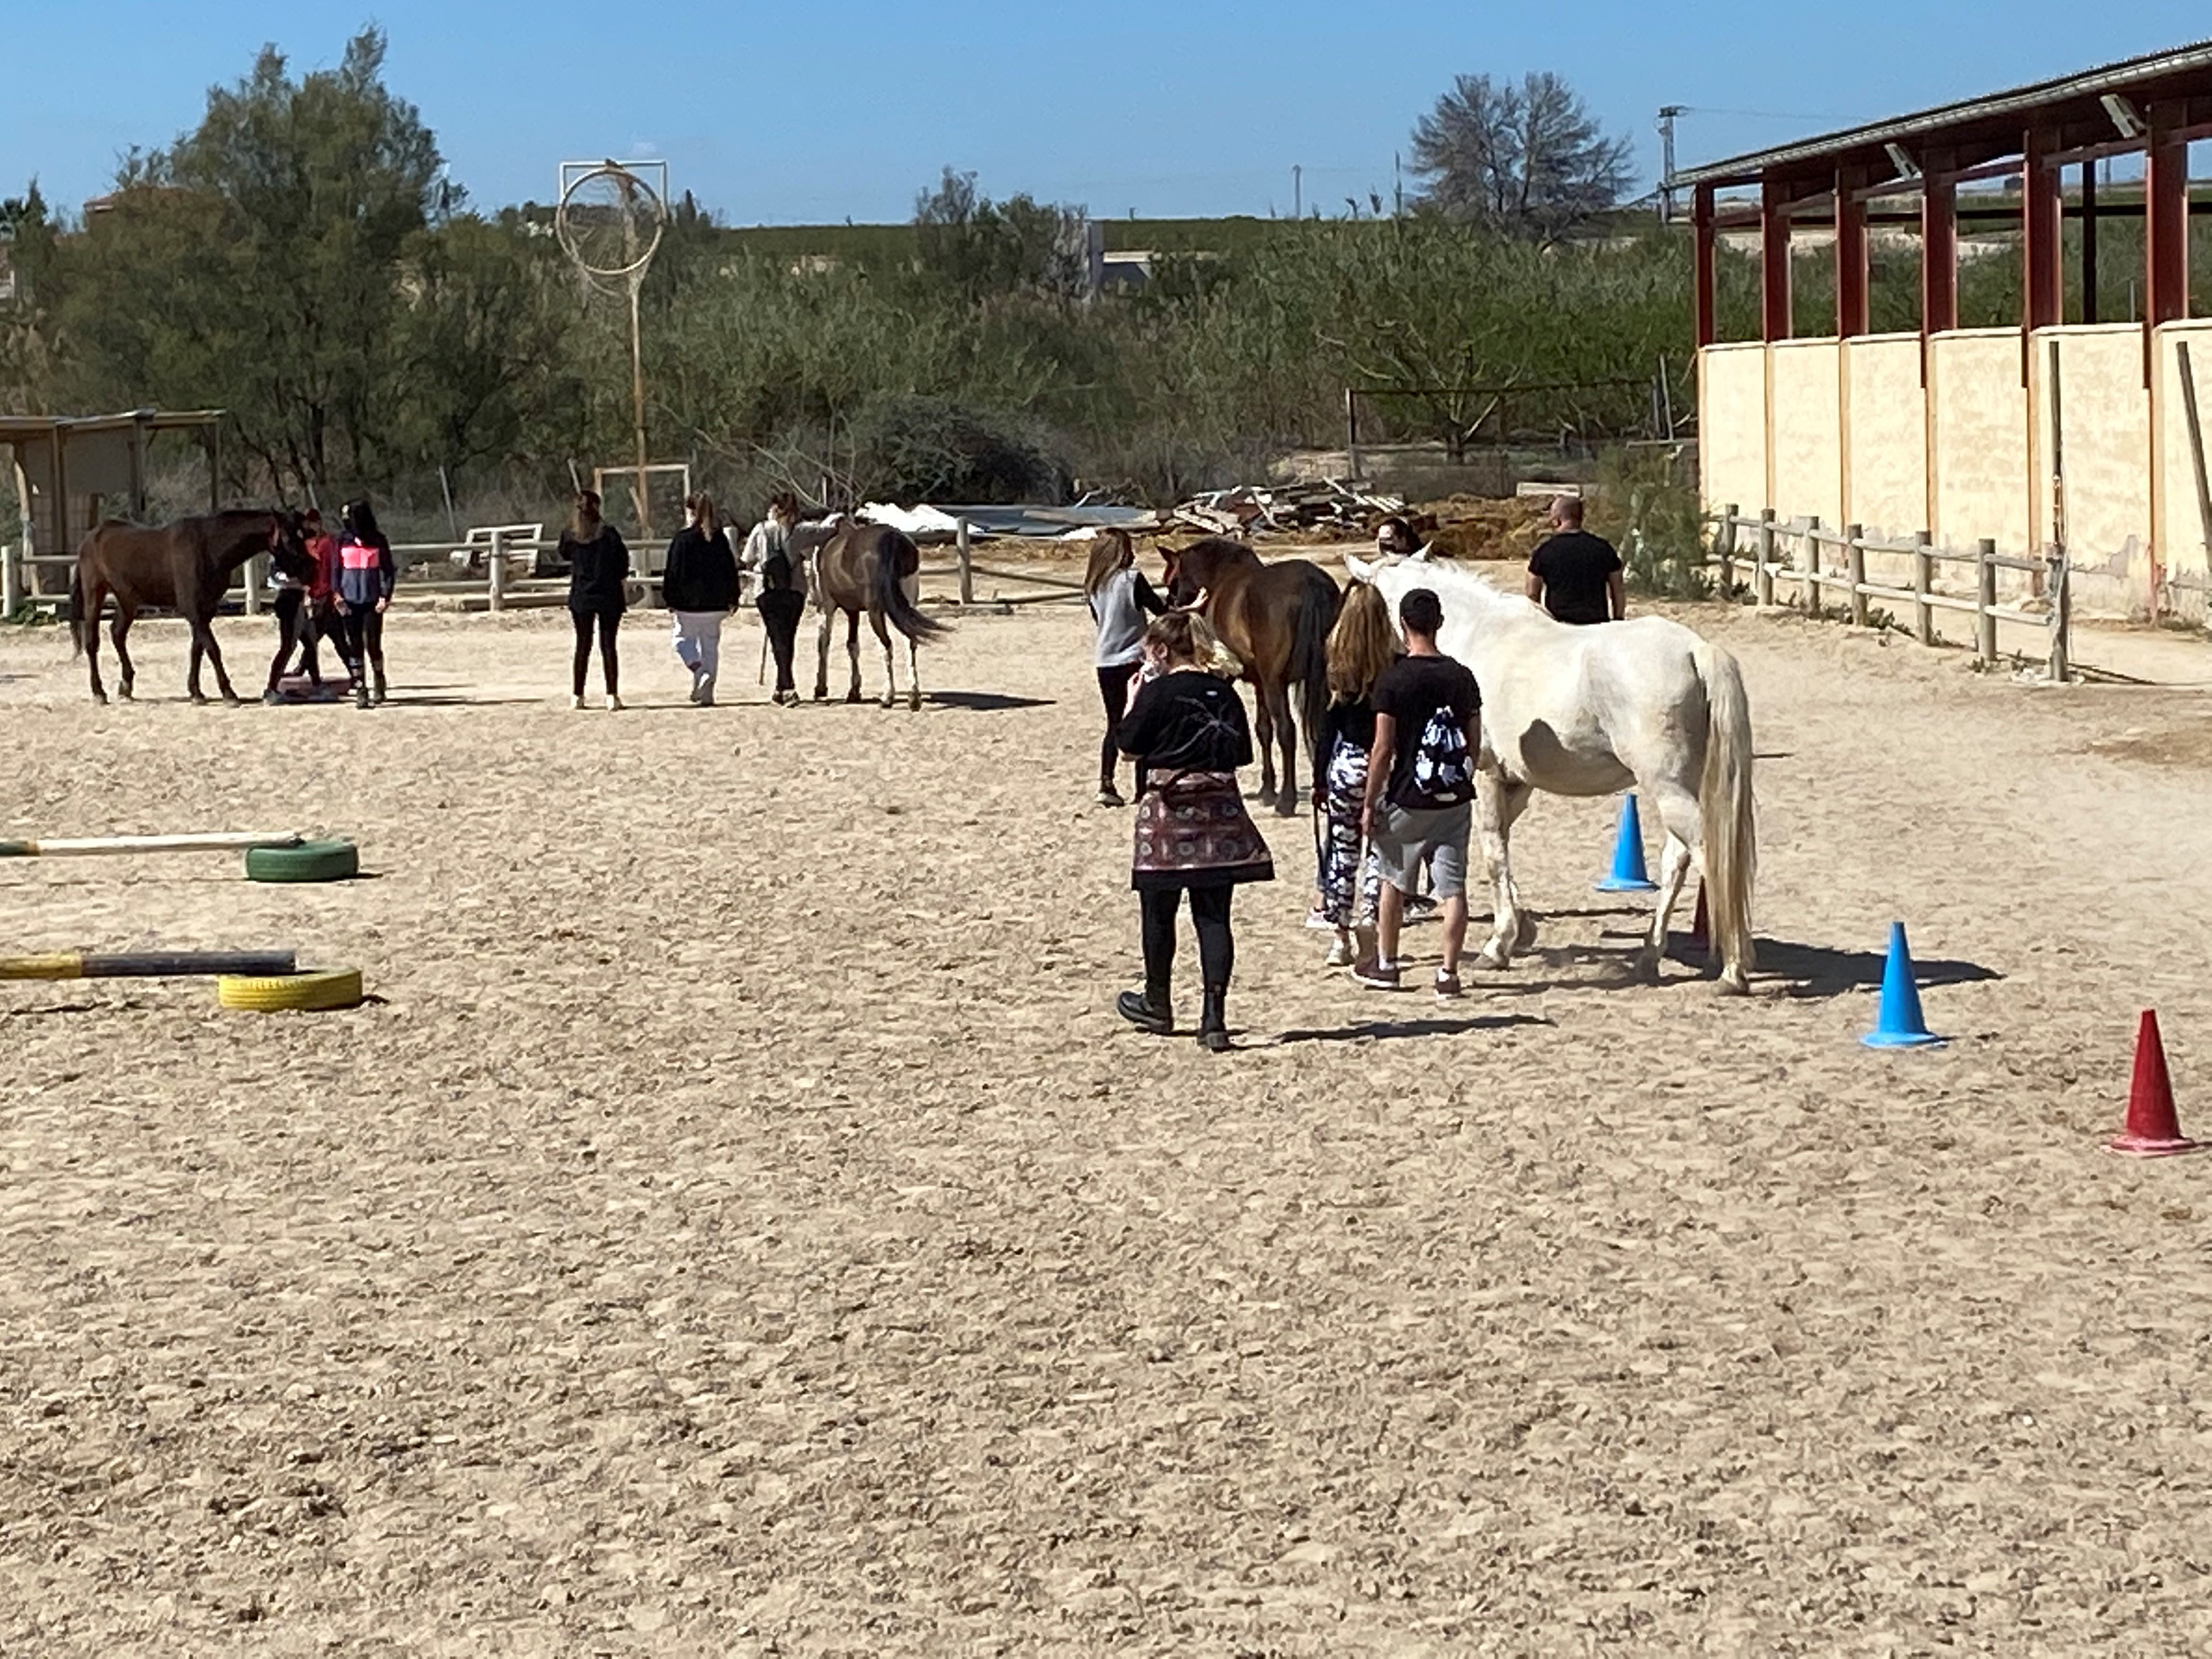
[2108,1010,2205,1158]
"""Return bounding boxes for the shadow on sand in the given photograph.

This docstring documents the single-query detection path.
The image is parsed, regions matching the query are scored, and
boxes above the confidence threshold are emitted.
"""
[1751,936,2002,1000]
[1269,1011,1551,1045]
[926,690,1054,712]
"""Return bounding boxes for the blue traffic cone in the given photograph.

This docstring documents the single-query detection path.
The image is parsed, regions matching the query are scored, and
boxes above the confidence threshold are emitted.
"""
[1863,921,1945,1048]
[1595,794,1660,893]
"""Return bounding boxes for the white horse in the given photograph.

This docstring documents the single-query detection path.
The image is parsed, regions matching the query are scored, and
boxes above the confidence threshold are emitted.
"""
[1345,550,1757,993]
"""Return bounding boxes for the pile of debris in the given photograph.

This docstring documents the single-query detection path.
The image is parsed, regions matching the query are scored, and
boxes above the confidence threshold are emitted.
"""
[1170,480,1407,539]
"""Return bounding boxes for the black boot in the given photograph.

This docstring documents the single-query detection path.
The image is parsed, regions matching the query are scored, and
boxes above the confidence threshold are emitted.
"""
[1197,984,1229,1053]
[1116,982,1173,1035]
[370,665,388,706]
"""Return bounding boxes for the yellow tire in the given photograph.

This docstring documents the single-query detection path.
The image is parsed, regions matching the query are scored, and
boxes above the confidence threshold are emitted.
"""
[216,967,365,1012]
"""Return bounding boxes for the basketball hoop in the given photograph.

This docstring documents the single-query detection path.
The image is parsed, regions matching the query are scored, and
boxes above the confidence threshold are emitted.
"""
[557,161,668,535]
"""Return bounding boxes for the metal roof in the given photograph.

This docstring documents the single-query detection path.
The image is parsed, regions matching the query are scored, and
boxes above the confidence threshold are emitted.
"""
[0,409,224,443]
[1674,39,2212,189]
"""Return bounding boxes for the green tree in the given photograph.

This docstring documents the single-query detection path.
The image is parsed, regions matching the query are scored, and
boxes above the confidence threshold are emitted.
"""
[61,27,443,494]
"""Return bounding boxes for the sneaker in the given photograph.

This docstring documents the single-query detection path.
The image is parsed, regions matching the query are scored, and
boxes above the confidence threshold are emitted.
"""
[605,693,623,712]
[1115,989,1173,1035]
[1323,936,1355,969]
[1094,786,1124,808]
[1352,958,1403,991]
[1302,906,1336,933]
[697,691,714,708]
[1433,968,1464,1002]
[567,695,583,711]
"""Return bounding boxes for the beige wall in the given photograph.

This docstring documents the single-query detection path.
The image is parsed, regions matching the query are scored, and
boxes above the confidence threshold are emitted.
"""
[1842,334,1926,541]
[1699,344,1767,520]
[1699,321,2204,613]
[1769,341,1843,529]
[2155,320,2212,581]
[1929,329,2030,556]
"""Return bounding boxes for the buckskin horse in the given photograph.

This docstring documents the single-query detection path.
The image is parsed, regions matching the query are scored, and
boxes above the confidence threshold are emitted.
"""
[811,518,950,710]
[1345,548,1757,993]
[72,509,314,705]
[1162,536,1340,815]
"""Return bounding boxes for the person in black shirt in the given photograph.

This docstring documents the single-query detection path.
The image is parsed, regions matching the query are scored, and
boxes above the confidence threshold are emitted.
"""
[1308,580,1398,970]
[660,492,738,706]
[1356,588,1481,1002]
[562,489,631,710]
[1525,494,1624,625]
[1116,611,1274,1053]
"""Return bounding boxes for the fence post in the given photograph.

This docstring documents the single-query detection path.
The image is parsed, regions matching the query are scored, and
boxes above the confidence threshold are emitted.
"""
[1,533,18,619]
[1912,531,1934,645]
[1717,504,1738,595]
[1846,524,1869,628]
[956,518,974,606]
[1343,387,1361,482]
[244,552,263,617]
[488,529,506,613]
[1976,538,1998,664]
[1803,516,1822,614]
[1755,508,1776,607]
[2048,546,2071,682]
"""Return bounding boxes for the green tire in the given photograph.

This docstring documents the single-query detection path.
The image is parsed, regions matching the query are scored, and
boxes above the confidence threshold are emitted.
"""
[243,838,359,883]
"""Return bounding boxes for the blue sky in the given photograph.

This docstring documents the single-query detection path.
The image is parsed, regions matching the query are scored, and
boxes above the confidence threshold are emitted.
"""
[5,3,2209,223]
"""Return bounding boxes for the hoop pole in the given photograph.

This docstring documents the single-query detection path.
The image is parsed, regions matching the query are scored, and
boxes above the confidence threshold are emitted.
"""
[0,831,303,859]
[630,281,651,540]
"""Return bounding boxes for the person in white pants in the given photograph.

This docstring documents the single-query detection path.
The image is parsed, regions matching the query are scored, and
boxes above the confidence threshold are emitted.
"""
[659,493,738,706]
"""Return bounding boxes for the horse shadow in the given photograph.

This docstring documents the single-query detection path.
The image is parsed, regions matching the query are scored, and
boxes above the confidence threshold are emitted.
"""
[1268,1011,1551,1045]
[1751,936,2002,1000]
[926,691,1054,712]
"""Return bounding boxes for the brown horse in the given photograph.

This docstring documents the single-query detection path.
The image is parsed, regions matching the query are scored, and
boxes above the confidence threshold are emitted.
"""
[812,520,950,710]
[72,509,314,705]
[1163,536,1340,815]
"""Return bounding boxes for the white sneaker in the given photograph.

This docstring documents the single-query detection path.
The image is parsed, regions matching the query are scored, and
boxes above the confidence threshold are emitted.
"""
[1324,936,1354,969]
[605,693,623,712]
[1302,906,1335,933]
[567,695,582,711]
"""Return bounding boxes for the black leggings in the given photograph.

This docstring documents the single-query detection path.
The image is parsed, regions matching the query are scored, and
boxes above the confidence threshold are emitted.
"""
[572,607,620,697]
[1139,884,1234,990]
[267,588,324,690]
[338,605,384,682]
[758,588,804,694]
[1097,663,1138,788]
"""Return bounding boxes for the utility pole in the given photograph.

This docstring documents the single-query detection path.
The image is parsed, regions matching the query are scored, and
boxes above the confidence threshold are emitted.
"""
[1293,164,1303,219]
[1393,151,1404,217]
[1657,105,1685,223]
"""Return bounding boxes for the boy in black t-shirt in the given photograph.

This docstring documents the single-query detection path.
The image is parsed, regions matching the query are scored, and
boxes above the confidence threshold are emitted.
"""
[1525,493,1624,625]
[1356,587,1482,1002]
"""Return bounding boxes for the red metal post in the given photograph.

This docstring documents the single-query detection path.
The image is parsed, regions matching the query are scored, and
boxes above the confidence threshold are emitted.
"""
[2146,105,2190,327]
[1835,166,1870,338]
[1921,164,1957,335]
[1693,183,1718,348]
[2023,131,2063,332]
[1760,176,1793,342]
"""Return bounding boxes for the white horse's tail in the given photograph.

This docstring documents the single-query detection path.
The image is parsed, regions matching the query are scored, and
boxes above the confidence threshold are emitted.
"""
[1697,641,1757,988]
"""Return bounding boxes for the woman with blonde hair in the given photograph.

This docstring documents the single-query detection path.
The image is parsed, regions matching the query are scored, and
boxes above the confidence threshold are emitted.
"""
[661,492,738,706]
[1115,609,1272,1053]
[1084,527,1166,805]
[1309,580,1401,967]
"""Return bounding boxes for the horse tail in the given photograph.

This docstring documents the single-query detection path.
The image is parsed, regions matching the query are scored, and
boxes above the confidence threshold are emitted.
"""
[70,543,90,656]
[1696,639,1758,989]
[1294,569,1340,775]
[871,529,950,644]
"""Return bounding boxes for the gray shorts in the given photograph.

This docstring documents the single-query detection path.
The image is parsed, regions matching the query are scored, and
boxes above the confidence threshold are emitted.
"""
[1372,800,1472,900]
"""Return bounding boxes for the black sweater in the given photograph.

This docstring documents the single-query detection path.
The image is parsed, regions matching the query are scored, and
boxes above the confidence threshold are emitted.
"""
[562,527,631,612]
[660,526,737,611]
[1120,670,1255,773]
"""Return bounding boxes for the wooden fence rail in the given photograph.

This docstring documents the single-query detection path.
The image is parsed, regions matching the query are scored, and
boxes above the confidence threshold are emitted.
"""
[1702,506,2073,681]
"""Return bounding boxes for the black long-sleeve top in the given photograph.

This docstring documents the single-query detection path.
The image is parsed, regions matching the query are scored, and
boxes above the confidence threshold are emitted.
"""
[660,526,737,611]
[1120,669,1255,773]
[562,527,631,613]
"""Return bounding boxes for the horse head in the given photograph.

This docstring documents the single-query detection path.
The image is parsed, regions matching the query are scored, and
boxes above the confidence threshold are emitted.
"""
[270,510,318,585]
[1161,546,1190,606]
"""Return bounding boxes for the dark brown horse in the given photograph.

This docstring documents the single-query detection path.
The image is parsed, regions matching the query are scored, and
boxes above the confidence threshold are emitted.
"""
[1163,537,1340,815]
[812,520,950,710]
[72,509,314,705]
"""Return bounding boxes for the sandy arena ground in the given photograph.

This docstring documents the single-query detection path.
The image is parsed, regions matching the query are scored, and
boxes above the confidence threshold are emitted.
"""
[4,568,2212,1654]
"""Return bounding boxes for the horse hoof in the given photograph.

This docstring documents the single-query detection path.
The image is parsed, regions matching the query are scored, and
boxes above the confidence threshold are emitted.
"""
[1634,950,1663,985]
[222,694,241,708]
[879,695,896,709]
[909,696,922,713]
[117,687,133,702]
[845,691,862,705]
[1273,795,1300,819]
[189,693,208,706]
[92,693,109,707]
[1514,913,1539,951]
[1717,966,1751,997]
[812,690,828,702]
[1476,944,1511,970]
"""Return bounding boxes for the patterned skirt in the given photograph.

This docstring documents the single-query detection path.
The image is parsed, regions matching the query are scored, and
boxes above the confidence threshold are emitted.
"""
[1132,771,1275,891]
